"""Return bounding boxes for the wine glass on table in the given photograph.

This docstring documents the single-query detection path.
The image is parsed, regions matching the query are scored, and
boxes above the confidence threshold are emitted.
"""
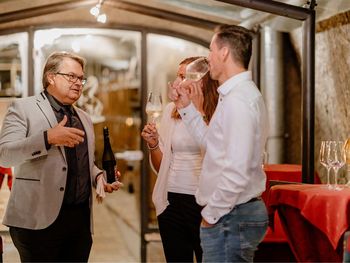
[145,91,162,123]
[319,141,332,189]
[344,138,350,187]
[328,140,346,191]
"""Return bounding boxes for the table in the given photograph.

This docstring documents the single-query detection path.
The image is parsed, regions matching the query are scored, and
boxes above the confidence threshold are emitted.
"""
[262,164,309,202]
[262,164,307,243]
[253,164,305,261]
[268,184,350,262]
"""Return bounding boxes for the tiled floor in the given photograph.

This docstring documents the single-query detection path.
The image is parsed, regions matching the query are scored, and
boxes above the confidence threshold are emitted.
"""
[0,187,165,262]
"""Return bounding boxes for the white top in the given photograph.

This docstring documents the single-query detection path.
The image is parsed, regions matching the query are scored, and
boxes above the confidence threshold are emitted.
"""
[151,103,203,216]
[168,121,202,195]
[178,71,269,224]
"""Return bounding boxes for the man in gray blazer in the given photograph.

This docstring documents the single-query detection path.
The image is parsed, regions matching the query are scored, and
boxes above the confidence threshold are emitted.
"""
[0,51,120,262]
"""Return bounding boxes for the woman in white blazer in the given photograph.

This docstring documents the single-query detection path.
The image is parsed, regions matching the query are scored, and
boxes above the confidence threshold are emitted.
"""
[141,57,218,263]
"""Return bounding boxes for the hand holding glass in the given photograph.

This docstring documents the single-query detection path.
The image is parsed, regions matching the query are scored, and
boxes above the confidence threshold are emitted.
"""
[184,57,209,81]
[170,57,208,102]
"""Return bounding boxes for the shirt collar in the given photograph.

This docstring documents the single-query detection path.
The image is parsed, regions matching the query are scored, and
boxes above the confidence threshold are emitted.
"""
[44,90,74,114]
[217,71,252,96]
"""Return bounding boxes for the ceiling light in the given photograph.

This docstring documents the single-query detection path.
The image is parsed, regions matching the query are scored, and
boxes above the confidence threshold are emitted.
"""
[97,13,107,23]
[89,0,107,23]
[90,5,100,17]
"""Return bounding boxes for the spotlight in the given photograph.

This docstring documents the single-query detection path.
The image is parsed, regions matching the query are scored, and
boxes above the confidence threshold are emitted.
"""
[97,13,107,23]
[89,0,107,23]
[90,5,100,17]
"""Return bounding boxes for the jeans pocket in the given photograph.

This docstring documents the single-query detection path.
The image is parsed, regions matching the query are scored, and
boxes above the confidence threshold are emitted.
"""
[200,222,226,262]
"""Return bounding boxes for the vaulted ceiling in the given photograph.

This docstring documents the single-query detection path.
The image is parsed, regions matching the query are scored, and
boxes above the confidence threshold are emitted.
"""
[0,0,349,43]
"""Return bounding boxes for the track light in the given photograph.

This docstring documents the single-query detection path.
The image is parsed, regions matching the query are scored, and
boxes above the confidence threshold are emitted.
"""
[90,5,100,17]
[89,0,107,23]
[97,13,107,23]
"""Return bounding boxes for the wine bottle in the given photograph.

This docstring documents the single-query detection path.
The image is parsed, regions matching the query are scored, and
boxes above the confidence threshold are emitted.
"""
[102,126,117,184]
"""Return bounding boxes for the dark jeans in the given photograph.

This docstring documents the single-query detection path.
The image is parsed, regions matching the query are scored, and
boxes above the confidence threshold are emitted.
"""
[10,201,92,262]
[158,192,203,263]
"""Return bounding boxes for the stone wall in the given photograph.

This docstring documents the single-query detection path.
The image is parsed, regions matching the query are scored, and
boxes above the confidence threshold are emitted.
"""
[290,11,350,182]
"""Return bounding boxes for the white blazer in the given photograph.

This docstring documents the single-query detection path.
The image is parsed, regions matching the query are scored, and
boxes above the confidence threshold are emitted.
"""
[0,92,102,230]
[151,102,176,216]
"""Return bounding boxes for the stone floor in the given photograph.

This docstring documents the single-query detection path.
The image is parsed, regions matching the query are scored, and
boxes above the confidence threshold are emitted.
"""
[0,186,165,262]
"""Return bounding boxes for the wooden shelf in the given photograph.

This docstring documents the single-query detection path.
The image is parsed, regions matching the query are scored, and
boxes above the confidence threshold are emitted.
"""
[0,63,21,71]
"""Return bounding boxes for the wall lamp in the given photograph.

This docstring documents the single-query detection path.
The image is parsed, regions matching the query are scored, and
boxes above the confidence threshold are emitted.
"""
[90,0,107,23]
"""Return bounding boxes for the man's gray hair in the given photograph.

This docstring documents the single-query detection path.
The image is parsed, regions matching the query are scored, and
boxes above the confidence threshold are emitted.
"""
[42,51,86,89]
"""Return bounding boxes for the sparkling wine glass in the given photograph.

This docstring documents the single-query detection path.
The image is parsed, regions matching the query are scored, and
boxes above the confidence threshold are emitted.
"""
[319,141,332,189]
[261,151,268,169]
[328,140,346,191]
[168,58,209,101]
[344,139,350,187]
[184,57,209,81]
[145,91,162,123]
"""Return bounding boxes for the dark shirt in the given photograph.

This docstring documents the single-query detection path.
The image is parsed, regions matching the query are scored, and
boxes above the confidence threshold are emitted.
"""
[44,90,91,205]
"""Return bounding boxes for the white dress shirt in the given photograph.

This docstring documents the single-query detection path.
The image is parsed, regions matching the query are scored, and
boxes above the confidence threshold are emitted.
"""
[178,71,269,224]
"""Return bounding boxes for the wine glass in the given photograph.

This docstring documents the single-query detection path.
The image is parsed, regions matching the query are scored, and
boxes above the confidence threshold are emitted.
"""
[145,91,162,123]
[344,139,350,187]
[184,57,209,82]
[261,150,268,169]
[328,140,346,191]
[319,141,332,189]
[168,58,209,101]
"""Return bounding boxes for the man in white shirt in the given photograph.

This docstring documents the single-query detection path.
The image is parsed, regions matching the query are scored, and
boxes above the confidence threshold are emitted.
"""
[175,25,269,262]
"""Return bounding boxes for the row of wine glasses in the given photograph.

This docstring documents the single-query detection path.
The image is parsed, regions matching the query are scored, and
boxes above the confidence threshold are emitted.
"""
[145,57,208,122]
[319,140,347,190]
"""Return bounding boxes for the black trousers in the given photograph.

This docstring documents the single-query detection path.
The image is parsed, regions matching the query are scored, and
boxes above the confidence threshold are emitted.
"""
[158,192,203,263]
[10,201,92,262]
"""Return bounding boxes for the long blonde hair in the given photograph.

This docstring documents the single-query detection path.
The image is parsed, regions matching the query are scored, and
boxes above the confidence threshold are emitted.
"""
[171,57,219,122]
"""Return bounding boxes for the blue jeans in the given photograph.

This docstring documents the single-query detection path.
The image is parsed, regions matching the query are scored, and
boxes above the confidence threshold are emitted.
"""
[200,199,268,262]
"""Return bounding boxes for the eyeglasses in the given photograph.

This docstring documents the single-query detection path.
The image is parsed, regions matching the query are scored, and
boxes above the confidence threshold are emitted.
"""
[56,72,87,85]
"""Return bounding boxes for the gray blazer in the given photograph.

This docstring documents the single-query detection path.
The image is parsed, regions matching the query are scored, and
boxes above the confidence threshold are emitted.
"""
[0,92,102,230]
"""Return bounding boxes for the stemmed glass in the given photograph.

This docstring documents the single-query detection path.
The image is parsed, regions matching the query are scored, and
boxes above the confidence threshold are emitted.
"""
[261,151,268,169]
[319,141,332,189]
[184,57,209,81]
[168,57,209,101]
[328,140,346,191]
[145,91,162,123]
[344,139,350,187]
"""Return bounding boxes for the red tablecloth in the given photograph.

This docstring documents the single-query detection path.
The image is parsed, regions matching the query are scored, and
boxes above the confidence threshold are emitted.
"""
[262,164,306,202]
[261,164,305,243]
[268,184,350,262]
[262,164,320,244]
[0,166,12,190]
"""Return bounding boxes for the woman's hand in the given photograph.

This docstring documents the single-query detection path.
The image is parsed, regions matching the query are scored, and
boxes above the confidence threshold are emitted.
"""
[188,80,204,115]
[141,122,159,147]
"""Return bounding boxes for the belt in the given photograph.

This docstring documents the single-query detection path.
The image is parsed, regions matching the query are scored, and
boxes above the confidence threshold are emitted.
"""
[246,197,261,203]
[236,197,262,208]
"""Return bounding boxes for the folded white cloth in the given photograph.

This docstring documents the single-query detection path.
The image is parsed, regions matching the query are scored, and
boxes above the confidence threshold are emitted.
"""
[96,171,123,203]
[96,172,107,203]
